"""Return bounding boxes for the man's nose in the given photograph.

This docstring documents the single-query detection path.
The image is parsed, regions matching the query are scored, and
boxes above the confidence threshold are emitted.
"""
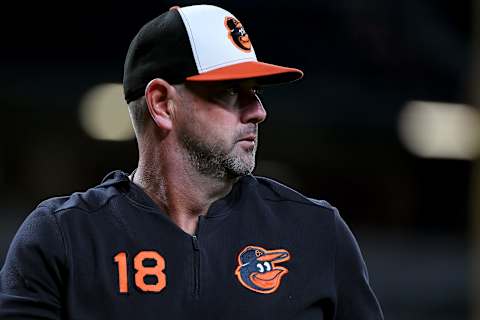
[239,93,267,124]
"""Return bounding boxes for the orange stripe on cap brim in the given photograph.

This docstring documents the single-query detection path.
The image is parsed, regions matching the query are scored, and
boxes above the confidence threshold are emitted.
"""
[185,61,303,85]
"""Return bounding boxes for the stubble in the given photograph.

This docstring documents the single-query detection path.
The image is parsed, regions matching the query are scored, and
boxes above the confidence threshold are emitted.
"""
[178,125,258,180]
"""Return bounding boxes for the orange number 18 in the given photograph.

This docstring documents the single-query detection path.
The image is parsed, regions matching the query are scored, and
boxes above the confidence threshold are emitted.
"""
[114,251,166,293]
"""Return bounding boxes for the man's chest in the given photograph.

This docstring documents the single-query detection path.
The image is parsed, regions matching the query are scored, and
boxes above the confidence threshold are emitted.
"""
[61,209,335,319]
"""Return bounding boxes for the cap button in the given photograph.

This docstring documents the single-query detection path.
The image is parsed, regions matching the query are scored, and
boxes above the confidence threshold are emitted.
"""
[169,6,180,11]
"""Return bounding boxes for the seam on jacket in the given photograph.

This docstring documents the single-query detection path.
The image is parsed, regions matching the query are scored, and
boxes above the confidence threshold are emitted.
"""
[262,197,333,210]
[255,176,333,210]
[40,193,124,216]
[38,206,70,273]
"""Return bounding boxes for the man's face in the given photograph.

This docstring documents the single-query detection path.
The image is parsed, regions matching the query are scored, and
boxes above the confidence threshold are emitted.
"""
[174,80,267,179]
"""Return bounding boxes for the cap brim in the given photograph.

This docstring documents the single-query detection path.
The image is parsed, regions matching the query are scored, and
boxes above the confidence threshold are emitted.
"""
[185,61,303,85]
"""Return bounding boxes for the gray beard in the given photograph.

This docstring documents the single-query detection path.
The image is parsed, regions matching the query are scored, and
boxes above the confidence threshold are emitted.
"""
[179,130,257,180]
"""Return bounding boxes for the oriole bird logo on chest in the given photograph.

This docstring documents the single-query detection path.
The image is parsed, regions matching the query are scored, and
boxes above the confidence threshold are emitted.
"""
[235,246,290,294]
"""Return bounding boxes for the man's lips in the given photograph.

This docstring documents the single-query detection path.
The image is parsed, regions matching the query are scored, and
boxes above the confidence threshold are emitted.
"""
[237,134,256,142]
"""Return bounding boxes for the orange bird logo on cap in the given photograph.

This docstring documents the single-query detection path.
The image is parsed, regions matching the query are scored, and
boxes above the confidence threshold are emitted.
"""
[224,17,252,52]
[235,245,290,294]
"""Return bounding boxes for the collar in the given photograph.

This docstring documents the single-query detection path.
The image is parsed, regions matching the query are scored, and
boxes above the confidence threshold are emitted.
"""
[100,170,131,186]
[101,169,256,218]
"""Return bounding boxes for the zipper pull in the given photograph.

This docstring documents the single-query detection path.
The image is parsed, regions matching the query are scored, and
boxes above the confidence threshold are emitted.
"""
[192,235,199,251]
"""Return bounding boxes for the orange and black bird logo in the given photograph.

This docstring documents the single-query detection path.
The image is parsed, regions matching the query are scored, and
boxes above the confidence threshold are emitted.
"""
[224,16,252,52]
[235,246,290,294]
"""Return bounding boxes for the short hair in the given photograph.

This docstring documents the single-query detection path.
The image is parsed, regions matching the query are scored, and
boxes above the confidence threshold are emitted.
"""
[127,96,150,137]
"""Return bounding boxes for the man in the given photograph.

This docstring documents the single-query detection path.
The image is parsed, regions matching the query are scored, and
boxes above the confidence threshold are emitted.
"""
[0,5,383,320]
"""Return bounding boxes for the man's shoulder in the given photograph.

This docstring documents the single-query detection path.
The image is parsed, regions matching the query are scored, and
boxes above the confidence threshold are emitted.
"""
[251,175,336,213]
[36,170,130,216]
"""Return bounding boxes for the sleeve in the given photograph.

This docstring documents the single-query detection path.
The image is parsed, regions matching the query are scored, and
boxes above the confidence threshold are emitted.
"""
[333,208,384,320]
[0,205,67,319]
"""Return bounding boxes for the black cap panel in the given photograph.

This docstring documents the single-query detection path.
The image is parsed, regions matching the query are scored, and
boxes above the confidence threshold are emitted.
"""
[123,9,198,103]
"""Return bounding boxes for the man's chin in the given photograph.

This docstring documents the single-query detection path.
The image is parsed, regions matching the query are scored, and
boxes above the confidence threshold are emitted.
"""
[223,154,255,178]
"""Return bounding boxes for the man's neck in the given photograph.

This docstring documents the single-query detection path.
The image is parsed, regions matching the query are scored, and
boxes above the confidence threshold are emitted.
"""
[131,157,236,236]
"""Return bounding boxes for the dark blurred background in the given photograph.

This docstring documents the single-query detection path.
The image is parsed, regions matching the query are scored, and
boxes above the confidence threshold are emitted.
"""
[0,1,474,319]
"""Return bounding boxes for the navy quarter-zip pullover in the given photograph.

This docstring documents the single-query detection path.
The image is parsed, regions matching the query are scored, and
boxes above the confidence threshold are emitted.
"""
[0,170,383,319]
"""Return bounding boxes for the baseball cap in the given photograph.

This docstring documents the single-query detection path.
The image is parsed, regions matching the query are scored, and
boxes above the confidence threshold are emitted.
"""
[123,5,304,103]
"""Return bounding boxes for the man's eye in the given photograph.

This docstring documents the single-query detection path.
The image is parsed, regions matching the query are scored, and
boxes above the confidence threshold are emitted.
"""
[226,88,239,96]
[218,87,263,100]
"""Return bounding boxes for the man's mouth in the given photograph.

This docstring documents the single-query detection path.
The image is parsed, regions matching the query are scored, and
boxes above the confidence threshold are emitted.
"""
[238,134,256,142]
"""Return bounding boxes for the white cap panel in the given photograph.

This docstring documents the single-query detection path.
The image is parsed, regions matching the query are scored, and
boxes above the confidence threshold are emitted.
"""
[178,5,257,73]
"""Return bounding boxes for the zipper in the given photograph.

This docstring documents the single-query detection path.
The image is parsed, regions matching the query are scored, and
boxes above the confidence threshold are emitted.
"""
[192,216,202,298]
[192,235,200,298]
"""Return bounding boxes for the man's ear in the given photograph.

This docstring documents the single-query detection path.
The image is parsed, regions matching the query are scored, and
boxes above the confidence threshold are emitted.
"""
[144,78,176,131]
